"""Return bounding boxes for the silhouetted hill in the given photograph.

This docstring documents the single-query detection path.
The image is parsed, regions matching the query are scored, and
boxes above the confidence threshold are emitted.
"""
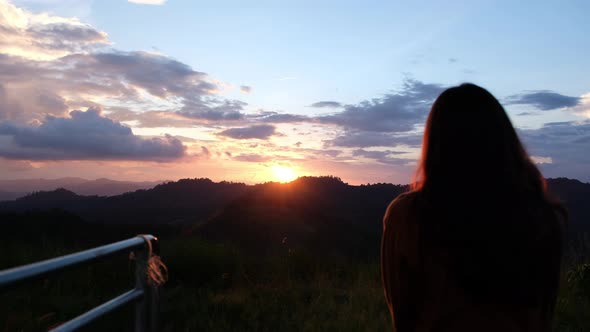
[195,176,407,257]
[1,176,589,256]
[547,178,590,234]
[0,177,162,200]
[0,178,248,224]
[0,190,25,201]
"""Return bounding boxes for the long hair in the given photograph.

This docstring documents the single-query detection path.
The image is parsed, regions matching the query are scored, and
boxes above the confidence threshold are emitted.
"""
[410,83,565,305]
[414,83,546,197]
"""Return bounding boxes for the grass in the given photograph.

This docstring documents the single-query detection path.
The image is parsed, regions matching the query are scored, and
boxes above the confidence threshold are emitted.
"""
[1,236,589,331]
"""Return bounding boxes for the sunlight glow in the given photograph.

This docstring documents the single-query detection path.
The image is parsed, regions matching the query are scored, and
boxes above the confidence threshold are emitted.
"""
[272,165,297,183]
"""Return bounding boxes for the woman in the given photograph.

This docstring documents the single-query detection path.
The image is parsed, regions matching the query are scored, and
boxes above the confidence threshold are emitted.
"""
[381,83,566,332]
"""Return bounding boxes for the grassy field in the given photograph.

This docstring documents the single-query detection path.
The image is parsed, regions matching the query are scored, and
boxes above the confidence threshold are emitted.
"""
[1,235,589,331]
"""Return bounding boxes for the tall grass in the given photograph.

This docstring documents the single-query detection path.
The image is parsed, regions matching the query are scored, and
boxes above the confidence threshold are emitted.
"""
[1,236,589,331]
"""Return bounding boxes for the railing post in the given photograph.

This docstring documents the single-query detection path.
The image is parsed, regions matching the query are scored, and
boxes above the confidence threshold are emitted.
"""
[134,242,149,332]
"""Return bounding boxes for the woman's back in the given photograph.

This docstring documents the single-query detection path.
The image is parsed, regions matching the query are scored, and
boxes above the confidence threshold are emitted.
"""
[381,83,565,332]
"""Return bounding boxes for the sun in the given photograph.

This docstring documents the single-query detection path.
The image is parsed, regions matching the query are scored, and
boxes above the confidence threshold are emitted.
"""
[272,165,297,183]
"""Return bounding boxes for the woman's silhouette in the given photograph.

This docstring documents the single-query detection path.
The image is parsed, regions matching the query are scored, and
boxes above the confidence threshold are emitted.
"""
[381,83,566,332]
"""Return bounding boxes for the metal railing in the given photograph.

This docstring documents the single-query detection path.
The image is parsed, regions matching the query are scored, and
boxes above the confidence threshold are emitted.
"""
[0,234,161,332]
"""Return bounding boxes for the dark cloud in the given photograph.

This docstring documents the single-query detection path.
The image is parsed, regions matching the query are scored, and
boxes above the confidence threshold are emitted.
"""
[200,146,211,158]
[353,149,404,158]
[252,111,309,123]
[232,153,271,162]
[218,125,276,140]
[179,99,246,121]
[240,85,252,93]
[352,149,409,165]
[63,51,215,98]
[506,91,580,110]
[319,79,444,132]
[310,101,342,108]
[520,121,590,181]
[0,109,186,161]
[322,150,342,158]
[328,131,422,148]
[448,58,458,63]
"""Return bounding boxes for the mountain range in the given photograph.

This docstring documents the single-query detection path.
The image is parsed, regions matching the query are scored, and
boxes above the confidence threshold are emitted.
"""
[0,178,162,201]
[1,176,588,257]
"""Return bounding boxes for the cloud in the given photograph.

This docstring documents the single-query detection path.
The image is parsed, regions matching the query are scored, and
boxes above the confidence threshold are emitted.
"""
[0,109,186,161]
[0,48,248,126]
[65,51,216,98]
[328,131,422,148]
[530,156,553,164]
[128,0,167,5]
[319,79,444,132]
[0,158,34,172]
[252,111,309,123]
[506,91,581,110]
[199,146,210,158]
[352,149,409,165]
[0,2,249,128]
[310,101,342,108]
[218,124,276,140]
[520,120,590,181]
[179,99,246,121]
[572,92,590,118]
[107,108,193,128]
[240,85,252,93]
[232,153,271,162]
[0,0,109,60]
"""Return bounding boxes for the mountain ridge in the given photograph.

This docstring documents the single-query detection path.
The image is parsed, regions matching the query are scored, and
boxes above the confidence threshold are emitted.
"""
[1,176,589,257]
[0,177,164,200]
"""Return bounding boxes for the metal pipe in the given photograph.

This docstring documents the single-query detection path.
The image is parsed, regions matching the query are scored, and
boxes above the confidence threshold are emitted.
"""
[49,289,144,332]
[0,234,160,331]
[0,235,155,291]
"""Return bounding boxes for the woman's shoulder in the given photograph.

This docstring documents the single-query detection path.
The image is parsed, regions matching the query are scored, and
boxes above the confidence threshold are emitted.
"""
[383,190,421,229]
[386,190,421,213]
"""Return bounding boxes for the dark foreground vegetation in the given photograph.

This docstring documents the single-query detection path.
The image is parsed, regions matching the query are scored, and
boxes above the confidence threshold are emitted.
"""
[1,176,589,331]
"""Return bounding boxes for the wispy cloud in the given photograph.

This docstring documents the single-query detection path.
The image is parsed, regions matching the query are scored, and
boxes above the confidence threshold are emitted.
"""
[506,91,580,110]
[232,153,271,162]
[310,101,342,108]
[128,0,167,5]
[218,125,277,140]
[319,79,444,133]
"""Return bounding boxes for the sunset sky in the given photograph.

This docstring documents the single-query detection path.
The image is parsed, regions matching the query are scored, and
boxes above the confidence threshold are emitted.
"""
[0,0,589,184]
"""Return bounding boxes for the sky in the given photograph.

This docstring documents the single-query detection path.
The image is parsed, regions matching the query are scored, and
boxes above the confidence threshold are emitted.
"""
[0,0,589,184]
